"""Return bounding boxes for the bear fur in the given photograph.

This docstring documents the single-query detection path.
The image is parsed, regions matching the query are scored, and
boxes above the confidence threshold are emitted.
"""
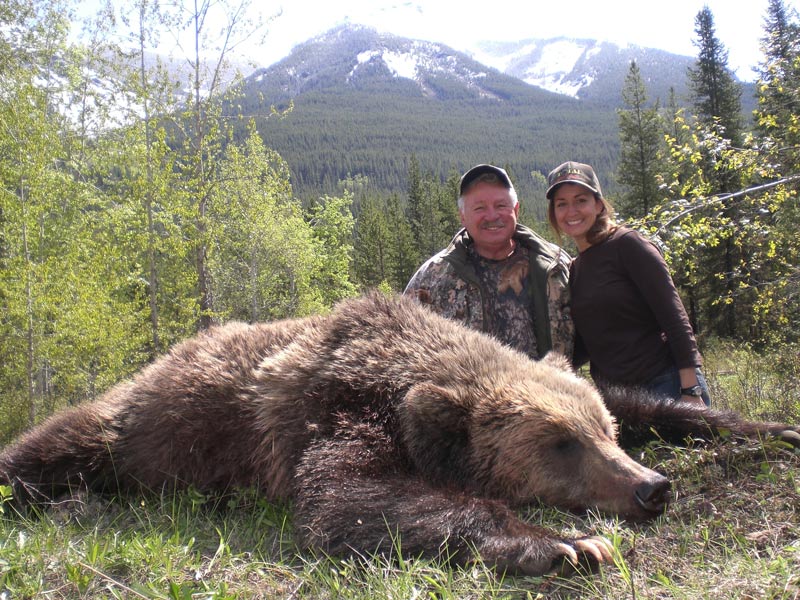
[1,293,798,576]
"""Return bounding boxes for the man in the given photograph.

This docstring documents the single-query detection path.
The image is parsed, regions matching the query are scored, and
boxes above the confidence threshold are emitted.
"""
[404,164,573,360]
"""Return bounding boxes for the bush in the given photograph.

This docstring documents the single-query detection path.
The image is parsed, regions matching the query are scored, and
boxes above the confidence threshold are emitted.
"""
[702,340,800,423]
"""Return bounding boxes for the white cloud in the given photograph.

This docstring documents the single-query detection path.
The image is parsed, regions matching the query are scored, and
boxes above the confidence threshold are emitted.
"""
[261,0,797,80]
[76,0,800,81]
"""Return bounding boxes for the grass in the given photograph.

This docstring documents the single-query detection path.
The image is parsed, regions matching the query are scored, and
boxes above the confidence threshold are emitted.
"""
[1,345,799,599]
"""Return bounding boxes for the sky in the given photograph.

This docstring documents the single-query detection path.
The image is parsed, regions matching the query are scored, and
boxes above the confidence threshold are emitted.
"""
[79,0,800,81]
[232,0,799,81]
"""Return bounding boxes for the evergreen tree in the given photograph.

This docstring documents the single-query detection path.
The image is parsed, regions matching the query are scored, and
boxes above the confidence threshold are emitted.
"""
[688,6,744,150]
[751,0,800,343]
[686,6,747,337]
[406,157,460,259]
[406,153,426,253]
[353,194,392,290]
[386,194,420,291]
[755,0,800,173]
[617,61,667,219]
[441,170,462,235]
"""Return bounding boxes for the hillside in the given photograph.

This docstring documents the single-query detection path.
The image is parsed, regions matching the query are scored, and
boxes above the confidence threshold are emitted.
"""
[233,26,611,215]
[230,24,756,212]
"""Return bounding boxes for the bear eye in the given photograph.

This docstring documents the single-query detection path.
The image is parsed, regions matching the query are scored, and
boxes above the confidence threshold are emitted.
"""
[553,438,577,454]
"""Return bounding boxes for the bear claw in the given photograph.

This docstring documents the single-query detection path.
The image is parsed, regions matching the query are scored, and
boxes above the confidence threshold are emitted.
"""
[553,536,614,575]
[778,429,800,446]
[574,536,614,564]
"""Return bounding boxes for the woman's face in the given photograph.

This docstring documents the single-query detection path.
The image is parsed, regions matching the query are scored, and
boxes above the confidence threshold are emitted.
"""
[551,183,603,251]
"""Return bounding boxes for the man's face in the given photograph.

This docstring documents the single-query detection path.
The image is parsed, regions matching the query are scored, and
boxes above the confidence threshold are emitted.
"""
[459,181,519,259]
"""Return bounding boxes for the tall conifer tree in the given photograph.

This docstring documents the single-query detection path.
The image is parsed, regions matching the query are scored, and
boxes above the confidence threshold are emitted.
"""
[686,6,747,337]
[755,0,800,173]
[688,6,744,150]
[617,61,666,219]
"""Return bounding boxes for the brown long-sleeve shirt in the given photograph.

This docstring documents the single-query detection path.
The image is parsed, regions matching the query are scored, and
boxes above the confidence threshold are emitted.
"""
[569,227,702,386]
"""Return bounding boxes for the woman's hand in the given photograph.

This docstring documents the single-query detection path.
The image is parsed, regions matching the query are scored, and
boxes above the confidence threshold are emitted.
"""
[680,394,705,406]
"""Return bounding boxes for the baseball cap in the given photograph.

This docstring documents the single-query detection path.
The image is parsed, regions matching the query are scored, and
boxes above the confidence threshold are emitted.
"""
[545,161,602,199]
[459,164,513,196]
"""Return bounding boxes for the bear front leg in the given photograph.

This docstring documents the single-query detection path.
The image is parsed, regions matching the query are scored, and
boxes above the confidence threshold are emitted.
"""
[293,435,613,576]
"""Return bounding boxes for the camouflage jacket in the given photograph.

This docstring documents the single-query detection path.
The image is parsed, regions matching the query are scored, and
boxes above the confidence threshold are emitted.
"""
[403,225,574,359]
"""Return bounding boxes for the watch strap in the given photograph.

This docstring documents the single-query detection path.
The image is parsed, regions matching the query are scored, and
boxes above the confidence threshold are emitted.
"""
[680,385,703,397]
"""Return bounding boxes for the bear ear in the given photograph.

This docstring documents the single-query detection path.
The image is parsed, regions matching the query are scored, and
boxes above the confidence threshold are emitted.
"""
[541,352,571,372]
[399,383,471,484]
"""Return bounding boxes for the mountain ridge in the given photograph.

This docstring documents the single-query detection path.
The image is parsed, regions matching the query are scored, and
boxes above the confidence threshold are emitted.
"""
[231,24,755,207]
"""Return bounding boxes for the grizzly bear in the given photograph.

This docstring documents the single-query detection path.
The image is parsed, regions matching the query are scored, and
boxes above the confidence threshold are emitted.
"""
[1,293,798,576]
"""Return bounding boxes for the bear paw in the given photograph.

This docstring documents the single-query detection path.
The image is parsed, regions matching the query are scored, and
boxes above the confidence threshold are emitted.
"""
[551,535,615,576]
[777,429,800,447]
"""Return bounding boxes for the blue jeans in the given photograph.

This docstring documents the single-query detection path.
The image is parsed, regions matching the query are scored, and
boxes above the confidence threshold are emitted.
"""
[643,366,711,406]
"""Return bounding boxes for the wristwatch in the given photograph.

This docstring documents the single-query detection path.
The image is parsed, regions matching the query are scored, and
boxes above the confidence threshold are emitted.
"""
[680,385,704,397]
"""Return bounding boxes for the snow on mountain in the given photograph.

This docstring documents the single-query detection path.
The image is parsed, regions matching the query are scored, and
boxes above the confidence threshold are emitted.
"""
[243,24,704,108]
[344,38,506,98]
[247,25,534,103]
[350,43,454,81]
[470,38,607,98]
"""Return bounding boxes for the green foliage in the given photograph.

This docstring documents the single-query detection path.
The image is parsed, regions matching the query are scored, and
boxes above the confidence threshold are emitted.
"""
[1,0,800,442]
[616,60,669,219]
[0,0,359,441]
[209,126,328,320]
[406,156,460,258]
[755,0,800,174]
[353,193,393,289]
[352,189,426,292]
[688,6,744,150]
[308,191,358,306]
[0,4,150,440]
[616,2,800,346]
[634,111,800,344]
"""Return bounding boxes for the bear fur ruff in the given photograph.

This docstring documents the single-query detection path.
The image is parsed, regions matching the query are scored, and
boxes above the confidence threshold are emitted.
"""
[1,293,797,575]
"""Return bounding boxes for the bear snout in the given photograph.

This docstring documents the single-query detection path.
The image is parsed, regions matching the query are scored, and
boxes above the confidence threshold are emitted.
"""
[634,474,671,516]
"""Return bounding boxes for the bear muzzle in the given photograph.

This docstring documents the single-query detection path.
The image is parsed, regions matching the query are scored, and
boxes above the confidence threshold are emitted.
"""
[633,474,671,516]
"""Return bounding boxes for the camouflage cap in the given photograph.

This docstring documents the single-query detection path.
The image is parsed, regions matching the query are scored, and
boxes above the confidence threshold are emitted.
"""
[545,161,602,200]
[459,164,513,196]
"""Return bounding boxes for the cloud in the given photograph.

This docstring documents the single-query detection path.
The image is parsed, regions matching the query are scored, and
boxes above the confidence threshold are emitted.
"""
[77,0,798,80]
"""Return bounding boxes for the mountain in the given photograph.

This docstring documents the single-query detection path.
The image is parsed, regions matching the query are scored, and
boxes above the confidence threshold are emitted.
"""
[241,25,578,105]
[471,37,757,111]
[232,24,754,212]
[235,25,612,215]
[470,38,695,106]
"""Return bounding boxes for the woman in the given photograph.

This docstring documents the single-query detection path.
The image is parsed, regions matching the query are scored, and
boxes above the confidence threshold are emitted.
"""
[545,161,710,405]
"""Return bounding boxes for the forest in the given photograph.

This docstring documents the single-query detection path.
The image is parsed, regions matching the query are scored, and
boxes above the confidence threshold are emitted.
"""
[1,0,800,447]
